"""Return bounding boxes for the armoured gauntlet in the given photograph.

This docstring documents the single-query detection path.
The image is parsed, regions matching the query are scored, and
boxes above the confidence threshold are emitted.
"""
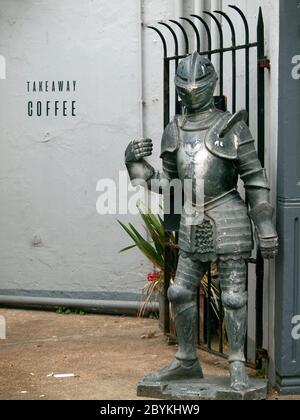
[250,201,279,259]
[125,139,155,185]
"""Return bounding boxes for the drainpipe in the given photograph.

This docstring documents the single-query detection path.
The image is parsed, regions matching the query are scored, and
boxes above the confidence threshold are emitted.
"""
[210,0,223,49]
[210,0,222,93]
[0,295,159,317]
[175,0,183,23]
[194,0,206,50]
[174,0,184,52]
[137,0,144,138]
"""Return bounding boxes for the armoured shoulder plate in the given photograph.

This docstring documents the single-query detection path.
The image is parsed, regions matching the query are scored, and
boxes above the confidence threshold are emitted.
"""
[234,119,254,146]
[205,110,249,160]
[160,117,180,158]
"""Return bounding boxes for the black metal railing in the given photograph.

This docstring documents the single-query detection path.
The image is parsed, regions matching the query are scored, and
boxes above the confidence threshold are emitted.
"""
[148,5,269,369]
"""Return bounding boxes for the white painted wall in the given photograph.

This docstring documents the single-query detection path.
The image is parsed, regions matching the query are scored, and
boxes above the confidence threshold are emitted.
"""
[0,0,177,301]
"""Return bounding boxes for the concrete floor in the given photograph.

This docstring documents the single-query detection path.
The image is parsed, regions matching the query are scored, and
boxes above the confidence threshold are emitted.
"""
[0,309,298,400]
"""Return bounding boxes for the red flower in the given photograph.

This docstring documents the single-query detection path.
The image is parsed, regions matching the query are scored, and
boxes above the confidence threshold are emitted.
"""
[148,272,158,282]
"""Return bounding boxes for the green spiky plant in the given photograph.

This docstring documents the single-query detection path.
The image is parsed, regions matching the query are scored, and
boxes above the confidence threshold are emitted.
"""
[118,204,220,318]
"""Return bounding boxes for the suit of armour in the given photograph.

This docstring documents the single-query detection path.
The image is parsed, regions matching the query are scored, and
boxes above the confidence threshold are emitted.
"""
[125,52,278,390]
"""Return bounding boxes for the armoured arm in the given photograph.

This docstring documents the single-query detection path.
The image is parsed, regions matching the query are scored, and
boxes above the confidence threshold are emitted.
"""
[125,119,179,192]
[236,122,278,258]
[125,139,156,187]
[125,140,178,192]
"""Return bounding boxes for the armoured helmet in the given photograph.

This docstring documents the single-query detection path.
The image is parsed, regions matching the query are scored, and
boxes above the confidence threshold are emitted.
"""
[175,51,218,111]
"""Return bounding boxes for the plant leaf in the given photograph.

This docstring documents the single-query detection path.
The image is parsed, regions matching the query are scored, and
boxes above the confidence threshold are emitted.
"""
[119,245,137,253]
[128,223,164,269]
[139,212,164,256]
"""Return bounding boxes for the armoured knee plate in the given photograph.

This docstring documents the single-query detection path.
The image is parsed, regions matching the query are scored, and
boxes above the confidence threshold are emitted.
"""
[222,290,248,310]
[168,284,196,319]
[219,259,248,364]
[219,259,248,310]
[168,284,195,305]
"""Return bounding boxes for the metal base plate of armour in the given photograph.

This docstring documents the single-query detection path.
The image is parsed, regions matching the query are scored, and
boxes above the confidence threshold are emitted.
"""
[137,376,268,401]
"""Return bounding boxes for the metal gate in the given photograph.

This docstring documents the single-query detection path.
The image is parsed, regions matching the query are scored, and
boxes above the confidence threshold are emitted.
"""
[148,5,269,369]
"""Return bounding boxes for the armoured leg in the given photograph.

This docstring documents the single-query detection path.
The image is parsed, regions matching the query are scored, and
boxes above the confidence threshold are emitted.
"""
[219,259,251,391]
[169,257,209,363]
[145,256,208,382]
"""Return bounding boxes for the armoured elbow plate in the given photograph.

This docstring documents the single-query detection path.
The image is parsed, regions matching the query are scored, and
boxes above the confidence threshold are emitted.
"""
[125,161,155,185]
[242,168,270,189]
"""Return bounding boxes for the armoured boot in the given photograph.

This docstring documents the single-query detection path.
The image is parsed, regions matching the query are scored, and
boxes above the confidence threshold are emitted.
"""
[144,258,207,383]
[226,305,251,391]
[144,300,203,383]
[219,259,251,391]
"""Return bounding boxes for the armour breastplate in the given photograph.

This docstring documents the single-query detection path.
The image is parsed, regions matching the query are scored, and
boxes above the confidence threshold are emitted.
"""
[176,114,238,205]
